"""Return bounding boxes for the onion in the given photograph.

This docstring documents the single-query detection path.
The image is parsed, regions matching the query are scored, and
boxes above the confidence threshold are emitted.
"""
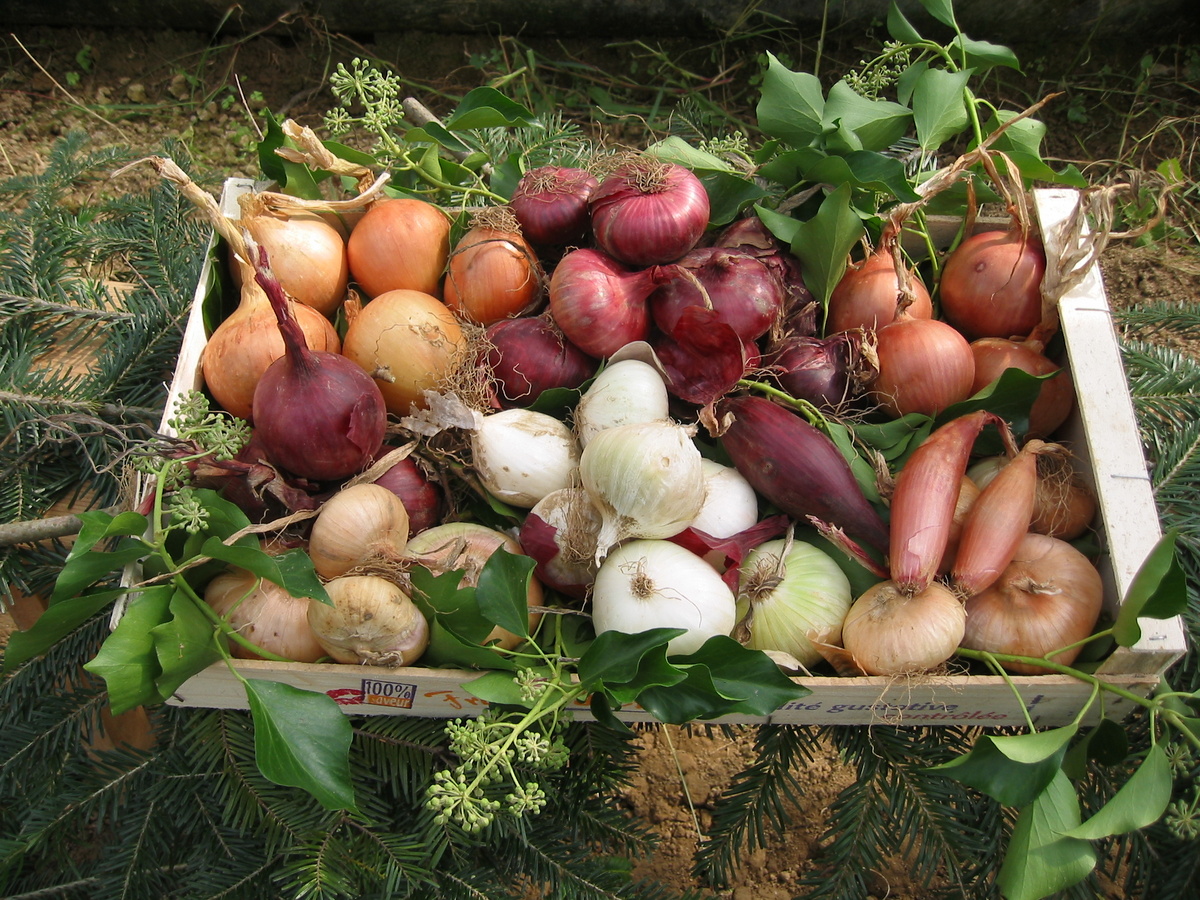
[403,522,543,650]
[734,538,852,666]
[202,256,341,421]
[961,532,1103,674]
[967,450,1097,541]
[841,580,966,676]
[249,248,386,482]
[826,245,933,334]
[509,165,599,247]
[939,228,1047,341]
[970,337,1074,438]
[589,158,710,267]
[238,195,349,317]
[483,316,597,409]
[307,574,429,666]
[765,333,864,411]
[308,483,410,579]
[443,209,542,325]
[689,459,760,547]
[547,248,668,359]
[341,289,467,415]
[369,448,443,534]
[713,215,815,329]
[579,419,705,562]
[519,486,601,600]
[205,565,325,662]
[573,357,670,447]
[871,313,975,418]
[936,475,982,575]
[650,247,783,342]
[470,408,581,508]
[346,197,451,298]
[590,539,736,656]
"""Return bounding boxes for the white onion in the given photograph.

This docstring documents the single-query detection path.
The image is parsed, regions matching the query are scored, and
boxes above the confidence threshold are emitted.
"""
[690,459,760,540]
[521,487,601,599]
[734,538,852,667]
[590,539,736,655]
[573,357,669,446]
[579,420,705,562]
[470,408,580,508]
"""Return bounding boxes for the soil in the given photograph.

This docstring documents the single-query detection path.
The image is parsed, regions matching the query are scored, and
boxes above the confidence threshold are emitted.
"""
[1,22,1197,900]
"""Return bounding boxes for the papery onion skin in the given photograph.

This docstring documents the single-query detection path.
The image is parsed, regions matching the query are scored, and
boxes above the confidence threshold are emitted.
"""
[443,218,542,325]
[826,248,933,334]
[765,333,862,412]
[240,205,349,317]
[483,316,598,409]
[308,483,410,579]
[591,539,736,656]
[841,580,965,676]
[650,247,784,342]
[307,574,429,666]
[471,408,581,508]
[961,532,1103,674]
[589,159,710,267]
[205,566,326,662]
[573,357,669,447]
[519,486,601,600]
[342,289,466,415]
[734,538,852,667]
[967,453,1097,541]
[871,316,975,418]
[970,337,1074,439]
[509,166,599,247]
[369,449,443,534]
[939,229,1047,341]
[403,522,544,650]
[547,248,664,359]
[346,198,451,298]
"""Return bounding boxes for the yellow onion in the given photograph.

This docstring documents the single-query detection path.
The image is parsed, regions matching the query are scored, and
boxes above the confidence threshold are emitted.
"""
[307,575,428,666]
[841,580,965,676]
[308,483,410,579]
[204,566,325,662]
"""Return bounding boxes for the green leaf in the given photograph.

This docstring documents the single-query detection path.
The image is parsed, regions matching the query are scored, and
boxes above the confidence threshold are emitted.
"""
[852,413,934,463]
[927,725,1076,807]
[463,668,549,708]
[998,771,1097,900]
[420,617,519,671]
[244,679,356,811]
[1114,529,1187,645]
[822,81,913,152]
[475,548,536,640]
[887,1,923,42]
[939,365,1049,441]
[646,135,733,171]
[826,421,883,503]
[919,0,957,28]
[576,628,686,693]
[790,183,865,307]
[199,540,329,604]
[697,170,768,227]
[82,585,175,714]
[151,588,223,698]
[256,108,287,184]
[756,52,825,147]
[1062,744,1173,839]
[912,67,973,152]
[756,147,825,190]
[802,151,922,202]
[982,111,1046,157]
[754,202,801,246]
[52,511,150,603]
[951,34,1022,72]
[2,588,124,672]
[1063,718,1129,778]
[443,87,537,130]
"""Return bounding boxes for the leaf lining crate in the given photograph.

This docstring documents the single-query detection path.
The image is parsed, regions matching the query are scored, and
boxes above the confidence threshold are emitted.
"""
[158,182,1187,727]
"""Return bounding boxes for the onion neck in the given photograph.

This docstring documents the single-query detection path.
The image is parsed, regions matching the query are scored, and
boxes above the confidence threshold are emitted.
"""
[251,240,318,375]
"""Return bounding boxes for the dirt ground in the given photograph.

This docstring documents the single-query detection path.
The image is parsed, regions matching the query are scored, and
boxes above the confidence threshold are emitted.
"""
[1,21,1197,900]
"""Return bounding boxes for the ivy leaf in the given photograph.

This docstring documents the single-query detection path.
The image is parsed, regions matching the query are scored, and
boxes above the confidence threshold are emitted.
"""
[1114,528,1187,645]
[918,0,957,28]
[82,585,175,714]
[887,1,923,42]
[475,548,536,640]
[420,617,519,672]
[1062,718,1129,778]
[2,587,125,673]
[576,628,686,697]
[912,67,973,152]
[754,202,802,246]
[802,151,921,202]
[697,170,768,226]
[1062,744,1173,840]
[951,34,1022,72]
[443,87,537,130]
[822,81,913,152]
[151,588,223,698]
[852,413,934,464]
[756,52,825,147]
[646,135,733,171]
[464,669,541,708]
[998,771,1097,900]
[198,540,329,604]
[244,679,356,811]
[927,725,1076,807]
[52,513,151,603]
[790,183,865,307]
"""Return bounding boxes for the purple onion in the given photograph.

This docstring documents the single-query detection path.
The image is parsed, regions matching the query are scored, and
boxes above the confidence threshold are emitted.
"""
[650,246,783,342]
[509,165,599,247]
[484,316,598,407]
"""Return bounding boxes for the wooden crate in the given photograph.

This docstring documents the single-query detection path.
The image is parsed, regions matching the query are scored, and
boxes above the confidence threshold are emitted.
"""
[155,183,1187,727]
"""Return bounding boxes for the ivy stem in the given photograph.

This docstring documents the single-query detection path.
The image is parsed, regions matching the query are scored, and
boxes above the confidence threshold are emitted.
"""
[735,379,828,428]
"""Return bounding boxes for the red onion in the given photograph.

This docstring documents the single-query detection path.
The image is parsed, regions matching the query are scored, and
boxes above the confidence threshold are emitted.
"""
[250,246,387,482]
[714,216,816,334]
[509,165,599,247]
[939,228,1047,341]
[547,247,669,359]
[650,246,783,342]
[766,333,863,411]
[483,315,598,407]
[370,448,443,534]
[589,158,710,266]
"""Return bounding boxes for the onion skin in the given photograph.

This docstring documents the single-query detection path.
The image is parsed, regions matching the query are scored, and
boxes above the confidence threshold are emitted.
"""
[347,198,451,298]
[968,452,1097,541]
[307,575,429,667]
[589,159,710,267]
[509,166,599,247]
[970,337,1074,439]
[842,580,966,676]
[889,410,1010,596]
[205,567,326,662]
[483,316,597,408]
[240,205,349,317]
[766,333,861,412]
[961,532,1103,674]
[308,483,410,579]
[871,315,975,418]
[826,247,933,334]
[370,449,443,534]
[718,395,889,554]
[342,289,466,415]
[443,219,542,325]
[547,248,665,359]
[939,229,1047,341]
[650,246,783,342]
